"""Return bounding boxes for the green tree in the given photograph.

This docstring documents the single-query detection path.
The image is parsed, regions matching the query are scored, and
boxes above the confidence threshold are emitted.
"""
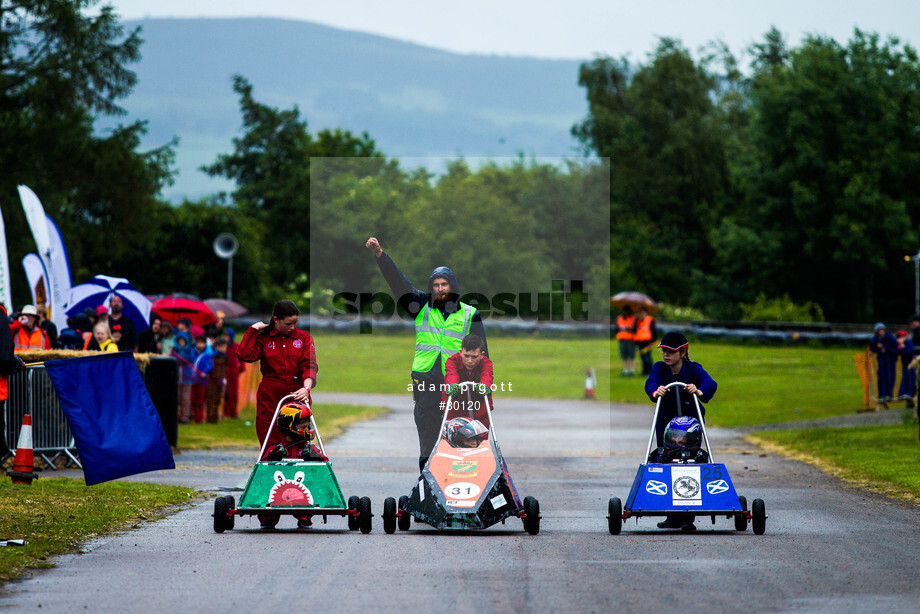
[309,157,611,320]
[714,29,920,321]
[203,75,382,289]
[123,198,272,309]
[1,0,174,303]
[573,39,732,306]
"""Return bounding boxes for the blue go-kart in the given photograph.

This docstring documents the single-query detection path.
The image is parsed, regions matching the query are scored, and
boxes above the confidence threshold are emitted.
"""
[608,382,767,535]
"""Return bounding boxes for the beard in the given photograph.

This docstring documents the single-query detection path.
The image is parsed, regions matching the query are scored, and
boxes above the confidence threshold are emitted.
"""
[432,292,458,309]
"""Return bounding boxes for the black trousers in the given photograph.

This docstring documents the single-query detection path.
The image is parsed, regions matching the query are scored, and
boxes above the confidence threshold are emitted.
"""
[0,400,8,458]
[414,396,445,472]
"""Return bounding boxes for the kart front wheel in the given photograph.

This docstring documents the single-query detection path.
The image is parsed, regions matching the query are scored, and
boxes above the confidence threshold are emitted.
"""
[382,497,397,534]
[752,498,767,535]
[397,495,411,531]
[735,496,748,531]
[523,496,540,535]
[608,497,622,535]
[213,496,232,533]
[347,495,360,531]
[358,496,373,534]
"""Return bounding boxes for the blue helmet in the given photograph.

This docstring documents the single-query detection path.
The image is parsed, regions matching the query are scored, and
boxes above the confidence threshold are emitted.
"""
[664,416,702,449]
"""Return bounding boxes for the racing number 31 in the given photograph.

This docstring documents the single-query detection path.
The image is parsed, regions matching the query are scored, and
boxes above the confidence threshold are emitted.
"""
[447,483,482,499]
[701,466,722,480]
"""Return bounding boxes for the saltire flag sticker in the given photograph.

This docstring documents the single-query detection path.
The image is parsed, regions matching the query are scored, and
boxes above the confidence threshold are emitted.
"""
[45,352,175,485]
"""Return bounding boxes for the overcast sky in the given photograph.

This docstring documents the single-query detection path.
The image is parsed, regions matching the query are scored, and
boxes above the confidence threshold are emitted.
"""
[104,0,919,61]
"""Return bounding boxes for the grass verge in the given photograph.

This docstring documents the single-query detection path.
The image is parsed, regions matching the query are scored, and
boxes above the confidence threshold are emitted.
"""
[749,421,920,502]
[177,402,387,450]
[0,479,195,582]
[319,332,867,427]
[610,342,868,426]
[319,333,612,402]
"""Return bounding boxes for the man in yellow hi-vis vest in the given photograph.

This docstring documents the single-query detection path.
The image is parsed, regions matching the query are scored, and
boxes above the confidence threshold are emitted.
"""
[367,237,488,471]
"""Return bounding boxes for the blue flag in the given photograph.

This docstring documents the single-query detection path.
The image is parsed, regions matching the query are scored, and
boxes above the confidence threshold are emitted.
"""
[45,352,175,485]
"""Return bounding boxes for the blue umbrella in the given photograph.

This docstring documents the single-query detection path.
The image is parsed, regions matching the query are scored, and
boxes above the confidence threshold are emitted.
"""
[64,275,153,333]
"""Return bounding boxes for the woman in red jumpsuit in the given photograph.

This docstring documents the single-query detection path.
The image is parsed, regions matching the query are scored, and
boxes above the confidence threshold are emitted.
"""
[237,300,317,454]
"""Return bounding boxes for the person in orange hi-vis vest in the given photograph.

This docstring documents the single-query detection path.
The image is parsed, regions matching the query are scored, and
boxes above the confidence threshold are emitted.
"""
[11,305,51,352]
[615,306,637,376]
[634,308,658,376]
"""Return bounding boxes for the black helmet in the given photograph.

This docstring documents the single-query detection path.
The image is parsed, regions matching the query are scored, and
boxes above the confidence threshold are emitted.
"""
[443,417,488,448]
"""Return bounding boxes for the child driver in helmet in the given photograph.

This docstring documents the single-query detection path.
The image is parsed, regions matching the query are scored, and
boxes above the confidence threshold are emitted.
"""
[263,402,327,463]
[648,416,711,532]
[648,416,709,464]
[260,402,325,529]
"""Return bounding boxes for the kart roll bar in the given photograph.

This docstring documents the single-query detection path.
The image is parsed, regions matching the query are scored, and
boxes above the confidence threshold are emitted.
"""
[645,382,715,462]
[441,380,498,441]
[257,394,323,460]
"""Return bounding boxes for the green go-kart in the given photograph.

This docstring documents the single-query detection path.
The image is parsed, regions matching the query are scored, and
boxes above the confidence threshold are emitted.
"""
[212,394,373,533]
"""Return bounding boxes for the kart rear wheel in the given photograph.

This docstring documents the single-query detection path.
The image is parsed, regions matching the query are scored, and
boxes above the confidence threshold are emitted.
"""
[397,495,411,531]
[213,496,232,533]
[735,496,748,531]
[225,496,236,530]
[347,495,360,531]
[358,496,373,534]
[607,497,622,535]
[383,497,397,534]
[523,496,540,535]
[752,498,766,535]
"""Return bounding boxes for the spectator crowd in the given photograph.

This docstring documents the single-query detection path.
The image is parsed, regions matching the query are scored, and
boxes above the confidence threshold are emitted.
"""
[7,303,241,426]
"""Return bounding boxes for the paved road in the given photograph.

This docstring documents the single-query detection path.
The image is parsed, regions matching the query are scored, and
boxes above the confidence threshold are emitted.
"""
[2,393,919,613]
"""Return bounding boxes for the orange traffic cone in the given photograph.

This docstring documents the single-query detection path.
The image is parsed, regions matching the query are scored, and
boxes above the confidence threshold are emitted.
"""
[7,414,37,485]
[583,368,596,399]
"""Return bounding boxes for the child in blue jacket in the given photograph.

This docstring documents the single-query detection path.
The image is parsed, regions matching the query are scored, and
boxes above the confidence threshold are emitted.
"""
[644,332,717,448]
[170,331,196,423]
[190,335,213,423]
[644,332,717,531]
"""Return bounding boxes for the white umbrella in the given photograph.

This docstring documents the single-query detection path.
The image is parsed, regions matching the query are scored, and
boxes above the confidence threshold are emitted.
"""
[64,275,152,332]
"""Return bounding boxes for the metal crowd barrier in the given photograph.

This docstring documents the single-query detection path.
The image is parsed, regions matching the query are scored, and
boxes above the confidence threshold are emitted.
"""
[4,365,81,470]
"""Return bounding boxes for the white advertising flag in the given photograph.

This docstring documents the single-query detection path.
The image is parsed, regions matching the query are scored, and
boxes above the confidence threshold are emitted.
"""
[0,205,12,313]
[17,185,72,328]
[22,253,48,310]
[45,215,73,329]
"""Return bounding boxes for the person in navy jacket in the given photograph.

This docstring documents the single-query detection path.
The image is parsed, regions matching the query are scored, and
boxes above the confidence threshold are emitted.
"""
[895,329,916,408]
[870,322,898,402]
[644,332,717,449]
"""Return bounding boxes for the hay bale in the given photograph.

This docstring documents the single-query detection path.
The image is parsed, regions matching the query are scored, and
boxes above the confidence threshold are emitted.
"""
[16,350,154,373]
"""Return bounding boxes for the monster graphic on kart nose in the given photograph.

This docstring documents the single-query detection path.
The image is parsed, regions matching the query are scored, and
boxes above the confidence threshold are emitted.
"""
[268,471,314,507]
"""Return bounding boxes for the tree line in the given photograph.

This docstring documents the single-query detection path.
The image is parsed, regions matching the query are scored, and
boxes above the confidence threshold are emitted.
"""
[575,29,920,322]
[2,2,918,322]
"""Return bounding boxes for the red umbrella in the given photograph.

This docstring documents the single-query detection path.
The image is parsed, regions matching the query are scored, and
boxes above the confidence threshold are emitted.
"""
[152,294,217,327]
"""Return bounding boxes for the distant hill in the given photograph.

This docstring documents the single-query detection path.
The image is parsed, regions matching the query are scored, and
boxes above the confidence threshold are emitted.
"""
[105,18,590,201]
